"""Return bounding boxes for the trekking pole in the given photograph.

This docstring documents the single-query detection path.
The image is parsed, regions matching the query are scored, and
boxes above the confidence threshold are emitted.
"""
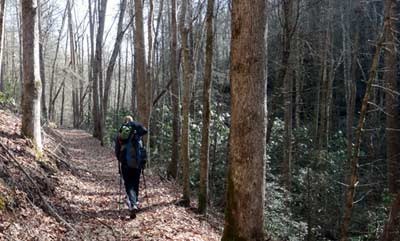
[118,162,123,217]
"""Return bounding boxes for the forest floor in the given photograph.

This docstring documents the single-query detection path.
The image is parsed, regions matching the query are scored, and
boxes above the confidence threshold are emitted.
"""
[0,110,222,241]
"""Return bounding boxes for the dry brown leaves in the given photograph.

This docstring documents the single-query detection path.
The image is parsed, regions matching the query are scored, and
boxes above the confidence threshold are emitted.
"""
[0,110,222,240]
[53,129,222,241]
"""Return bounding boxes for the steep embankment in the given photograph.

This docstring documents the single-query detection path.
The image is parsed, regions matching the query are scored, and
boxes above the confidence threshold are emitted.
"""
[0,110,222,241]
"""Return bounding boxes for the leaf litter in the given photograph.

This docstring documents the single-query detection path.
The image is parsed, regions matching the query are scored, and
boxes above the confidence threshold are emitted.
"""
[0,110,222,241]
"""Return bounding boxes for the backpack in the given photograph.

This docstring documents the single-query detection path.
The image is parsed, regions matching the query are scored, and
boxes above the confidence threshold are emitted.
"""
[118,123,147,168]
[119,124,134,141]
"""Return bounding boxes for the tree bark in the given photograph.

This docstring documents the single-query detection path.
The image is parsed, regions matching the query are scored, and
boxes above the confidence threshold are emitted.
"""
[221,0,267,240]
[38,4,47,122]
[15,2,24,103]
[179,0,191,207]
[198,0,214,215]
[21,0,43,152]
[167,0,180,179]
[122,40,129,110]
[92,0,108,144]
[383,0,399,195]
[67,0,78,128]
[280,0,298,190]
[0,0,5,92]
[134,0,146,125]
[346,0,360,161]
[60,79,65,126]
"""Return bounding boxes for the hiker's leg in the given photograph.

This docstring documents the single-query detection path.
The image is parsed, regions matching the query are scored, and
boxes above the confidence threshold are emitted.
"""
[132,168,141,201]
[121,165,137,207]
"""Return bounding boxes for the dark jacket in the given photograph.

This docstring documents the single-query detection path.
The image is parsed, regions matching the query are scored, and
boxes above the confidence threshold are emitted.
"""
[115,121,148,168]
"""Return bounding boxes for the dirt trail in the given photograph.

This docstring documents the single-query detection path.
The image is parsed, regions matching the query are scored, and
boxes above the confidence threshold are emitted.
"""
[53,129,221,241]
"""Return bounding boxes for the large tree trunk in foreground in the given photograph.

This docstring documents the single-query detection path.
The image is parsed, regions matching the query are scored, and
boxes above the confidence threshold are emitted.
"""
[221,0,267,240]
[21,0,43,152]
[198,0,214,215]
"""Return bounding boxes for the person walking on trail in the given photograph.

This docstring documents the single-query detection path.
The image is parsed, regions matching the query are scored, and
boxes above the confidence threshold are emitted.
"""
[115,115,148,219]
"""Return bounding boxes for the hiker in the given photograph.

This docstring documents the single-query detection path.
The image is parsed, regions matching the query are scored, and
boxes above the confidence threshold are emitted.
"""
[115,115,148,218]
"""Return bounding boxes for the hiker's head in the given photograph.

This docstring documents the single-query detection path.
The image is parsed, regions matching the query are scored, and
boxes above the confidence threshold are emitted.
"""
[124,115,133,124]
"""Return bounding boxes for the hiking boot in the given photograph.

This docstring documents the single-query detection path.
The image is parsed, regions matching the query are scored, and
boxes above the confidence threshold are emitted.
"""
[129,205,138,219]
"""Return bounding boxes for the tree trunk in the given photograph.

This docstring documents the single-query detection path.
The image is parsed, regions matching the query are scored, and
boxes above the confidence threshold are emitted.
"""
[379,193,400,241]
[60,79,65,126]
[221,0,267,240]
[0,0,5,92]
[88,0,95,127]
[67,0,78,128]
[280,0,297,190]
[145,0,155,164]
[103,0,127,119]
[179,0,191,207]
[38,4,47,122]
[116,49,122,121]
[15,2,24,103]
[340,25,386,241]
[134,0,147,130]
[383,0,399,195]
[167,0,180,179]
[122,40,128,110]
[92,0,107,144]
[346,0,360,161]
[21,0,43,152]
[48,2,67,122]
[198,0,214,215]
